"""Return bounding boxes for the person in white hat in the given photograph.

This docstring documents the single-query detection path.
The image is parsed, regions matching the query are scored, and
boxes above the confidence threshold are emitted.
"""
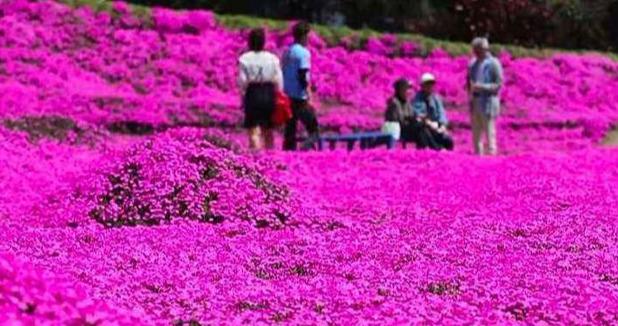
[410,72,454,151]
[467,37,504,155]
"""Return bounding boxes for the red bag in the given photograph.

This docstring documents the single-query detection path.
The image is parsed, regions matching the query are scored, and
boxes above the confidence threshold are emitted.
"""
[272,90,293,126]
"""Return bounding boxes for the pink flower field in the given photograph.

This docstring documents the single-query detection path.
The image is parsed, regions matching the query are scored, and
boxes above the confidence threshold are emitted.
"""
[1,0,618,324]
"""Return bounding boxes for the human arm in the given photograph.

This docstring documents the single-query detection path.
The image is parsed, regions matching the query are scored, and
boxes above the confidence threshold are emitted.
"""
[238,61,249,93]
[274,57,284,91]
[472,59,503,94]
[436,98,449,134]
[411,94,425,122]
[385,98,399,122]
[436,96,448,127]
[466,66,471,93]
[298,68,309,92]
[466,61,474,93]
[298,48,311,98]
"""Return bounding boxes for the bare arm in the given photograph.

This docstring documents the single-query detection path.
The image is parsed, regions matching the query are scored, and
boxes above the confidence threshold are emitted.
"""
[274,58,284,91]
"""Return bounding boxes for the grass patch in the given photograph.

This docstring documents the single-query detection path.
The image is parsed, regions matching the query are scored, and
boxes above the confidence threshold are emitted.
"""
[56,0,618,60]
[58,0,151,21]
[60,0,113,11]
[602,126,618,146]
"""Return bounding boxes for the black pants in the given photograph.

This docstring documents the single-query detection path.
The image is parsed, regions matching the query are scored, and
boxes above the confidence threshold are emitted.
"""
[407,120,454,151]
[283,99,320,151]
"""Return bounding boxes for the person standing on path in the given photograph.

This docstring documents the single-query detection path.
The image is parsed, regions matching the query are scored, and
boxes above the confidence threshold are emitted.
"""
[282,22,320,151]
[238,28,283,150]
[467,37,504,155]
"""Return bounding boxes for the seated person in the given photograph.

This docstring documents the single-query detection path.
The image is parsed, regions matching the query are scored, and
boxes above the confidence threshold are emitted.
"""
[411,73,454,151]
[383,78,414,142]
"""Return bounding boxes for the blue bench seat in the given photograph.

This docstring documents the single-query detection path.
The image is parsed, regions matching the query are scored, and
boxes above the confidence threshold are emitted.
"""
[299,132,396,151]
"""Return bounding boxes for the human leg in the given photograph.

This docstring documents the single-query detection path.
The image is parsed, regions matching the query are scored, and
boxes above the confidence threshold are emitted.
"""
[248,126,261,150]
[414,123,433,150]
[298,102,319,129]
[486,116,498,155]
[262,128,274,150]
[400,122,415,147]
[283,100,301,151]
[471,107,485,155]
[296,101,320,150]
[436,132,454,151]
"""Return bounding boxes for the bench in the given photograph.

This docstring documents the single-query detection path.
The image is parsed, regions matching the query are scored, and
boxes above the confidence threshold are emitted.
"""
[299,132,396,151]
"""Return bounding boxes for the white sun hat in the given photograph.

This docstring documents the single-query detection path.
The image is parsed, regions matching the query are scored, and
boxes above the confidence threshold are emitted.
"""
[421,73,436,84]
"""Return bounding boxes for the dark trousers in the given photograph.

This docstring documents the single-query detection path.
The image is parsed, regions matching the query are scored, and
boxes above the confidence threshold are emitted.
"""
[405,120,454,151]
[283,99,320,151]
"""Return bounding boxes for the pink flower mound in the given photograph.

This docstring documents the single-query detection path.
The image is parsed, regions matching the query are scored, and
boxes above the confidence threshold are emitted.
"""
[0,253,147,324]
[89,131,292,228]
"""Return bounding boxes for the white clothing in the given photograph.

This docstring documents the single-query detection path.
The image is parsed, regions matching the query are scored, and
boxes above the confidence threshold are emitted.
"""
[238,51,283,92]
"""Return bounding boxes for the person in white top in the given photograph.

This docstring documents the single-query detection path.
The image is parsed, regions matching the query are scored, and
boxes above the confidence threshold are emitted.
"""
[238,28,283,150]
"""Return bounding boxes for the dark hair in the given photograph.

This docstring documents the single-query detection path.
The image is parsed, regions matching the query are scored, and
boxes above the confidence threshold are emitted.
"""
[293,21,310,42]
[248,28,266,52]
[394,78,410,91]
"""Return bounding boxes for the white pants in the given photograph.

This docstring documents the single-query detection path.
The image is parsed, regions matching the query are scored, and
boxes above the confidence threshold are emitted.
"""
[471,108,497,155]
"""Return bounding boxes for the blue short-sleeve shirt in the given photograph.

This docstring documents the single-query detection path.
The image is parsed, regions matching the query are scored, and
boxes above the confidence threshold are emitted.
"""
[282,43,311,100]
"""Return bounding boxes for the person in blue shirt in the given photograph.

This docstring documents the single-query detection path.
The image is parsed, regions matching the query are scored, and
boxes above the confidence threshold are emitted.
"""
[282,22,320,151]
[411,73,454,151]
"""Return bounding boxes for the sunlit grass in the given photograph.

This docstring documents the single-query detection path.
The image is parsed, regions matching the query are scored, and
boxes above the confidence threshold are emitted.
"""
[56,0,617,60]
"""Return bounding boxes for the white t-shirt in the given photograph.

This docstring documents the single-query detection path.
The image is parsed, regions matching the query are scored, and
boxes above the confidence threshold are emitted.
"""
[238,51,283,92]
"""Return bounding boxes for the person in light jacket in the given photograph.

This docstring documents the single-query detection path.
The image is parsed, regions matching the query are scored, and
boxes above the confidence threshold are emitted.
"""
[466,37,504,155]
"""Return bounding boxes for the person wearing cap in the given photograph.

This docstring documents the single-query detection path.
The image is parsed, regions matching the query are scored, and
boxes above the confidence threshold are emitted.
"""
[467,37,504,155]
[411,73,454,151]
[383,78,414,143]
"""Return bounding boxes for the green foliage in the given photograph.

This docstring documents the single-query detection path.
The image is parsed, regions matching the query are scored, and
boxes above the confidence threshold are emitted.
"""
[58,0,151,21]
[60,0,112,11]
[56,0,616,61]
[216,15,287,31]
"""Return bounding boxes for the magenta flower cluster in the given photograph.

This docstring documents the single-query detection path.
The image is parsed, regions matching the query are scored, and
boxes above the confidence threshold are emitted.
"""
[0,253,148,324]
[1,0,618,324]
[88,129,292,228]
[1,0,617,152]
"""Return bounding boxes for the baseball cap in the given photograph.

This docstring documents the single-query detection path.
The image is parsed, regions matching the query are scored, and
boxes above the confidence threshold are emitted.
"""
[421,73,436,84]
